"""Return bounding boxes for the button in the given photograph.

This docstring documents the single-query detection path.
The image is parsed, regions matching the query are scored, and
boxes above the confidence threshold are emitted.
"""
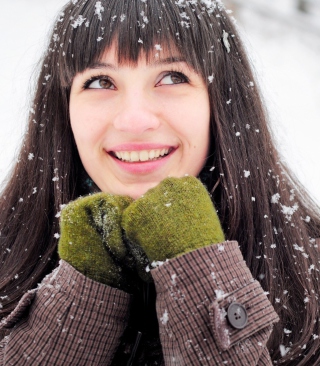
[227,302,248,329]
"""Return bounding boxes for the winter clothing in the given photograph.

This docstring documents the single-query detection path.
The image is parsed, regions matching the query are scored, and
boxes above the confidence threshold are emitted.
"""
[122,176,225,262]
[58,193,144,293]
[0,177,280,365]
[0,244,279,365]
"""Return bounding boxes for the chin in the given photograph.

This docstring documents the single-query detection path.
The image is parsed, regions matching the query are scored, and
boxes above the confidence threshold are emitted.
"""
[126,183,160,200]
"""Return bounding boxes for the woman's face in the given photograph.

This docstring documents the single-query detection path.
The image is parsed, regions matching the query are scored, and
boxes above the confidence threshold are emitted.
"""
[70,43,210,199]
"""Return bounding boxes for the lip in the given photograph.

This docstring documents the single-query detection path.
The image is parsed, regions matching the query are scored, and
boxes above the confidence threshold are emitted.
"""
[108,143,174,151]
[106,144,177,174]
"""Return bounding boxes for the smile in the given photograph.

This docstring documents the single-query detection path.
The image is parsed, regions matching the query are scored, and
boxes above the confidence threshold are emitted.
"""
[112,148,172,163]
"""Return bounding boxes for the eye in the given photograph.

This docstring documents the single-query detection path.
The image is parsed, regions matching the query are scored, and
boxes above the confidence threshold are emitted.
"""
[157,71,189,86]
[83,76,115,90]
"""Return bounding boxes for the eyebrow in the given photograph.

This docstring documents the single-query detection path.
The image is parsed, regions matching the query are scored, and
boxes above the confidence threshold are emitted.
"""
[88,56,188,70]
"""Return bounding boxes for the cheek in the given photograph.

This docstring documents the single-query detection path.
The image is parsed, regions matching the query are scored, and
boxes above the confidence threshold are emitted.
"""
[175,95,210,146]
[70,101,103,148]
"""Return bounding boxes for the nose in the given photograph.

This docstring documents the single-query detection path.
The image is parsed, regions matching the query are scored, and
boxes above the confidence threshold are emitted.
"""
[113,90,160,134]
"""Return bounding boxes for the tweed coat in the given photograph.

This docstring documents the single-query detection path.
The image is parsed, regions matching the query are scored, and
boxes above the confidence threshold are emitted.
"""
[0,241,279,365]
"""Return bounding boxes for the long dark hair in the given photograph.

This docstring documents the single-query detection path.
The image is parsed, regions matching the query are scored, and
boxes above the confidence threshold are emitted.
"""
[1,0,320,364]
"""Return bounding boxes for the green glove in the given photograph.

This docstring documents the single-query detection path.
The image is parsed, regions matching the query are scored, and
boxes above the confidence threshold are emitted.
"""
[122,176,225,263]
[58,193,144,292]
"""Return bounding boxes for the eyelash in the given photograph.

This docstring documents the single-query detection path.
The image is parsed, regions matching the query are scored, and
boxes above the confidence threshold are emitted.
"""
[82,74,112,90]
[82,70,190,90]
[161,71,190,85]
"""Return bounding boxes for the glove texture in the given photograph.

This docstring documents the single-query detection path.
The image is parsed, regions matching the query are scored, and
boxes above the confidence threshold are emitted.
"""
[58,193,140,292]
[122,176,225,263]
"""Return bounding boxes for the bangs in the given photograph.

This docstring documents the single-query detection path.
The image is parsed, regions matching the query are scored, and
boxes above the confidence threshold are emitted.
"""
[53,0,227,86]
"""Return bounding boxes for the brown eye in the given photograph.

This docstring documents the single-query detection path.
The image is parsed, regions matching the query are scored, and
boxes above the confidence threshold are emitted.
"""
[158,72,189,86]
[98,78,113,89]
[85,77,115,90]
[170,74,185,84]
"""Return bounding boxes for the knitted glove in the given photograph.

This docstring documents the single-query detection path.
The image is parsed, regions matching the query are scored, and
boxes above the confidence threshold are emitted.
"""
[122,176,225,264]
[58,193,146,292]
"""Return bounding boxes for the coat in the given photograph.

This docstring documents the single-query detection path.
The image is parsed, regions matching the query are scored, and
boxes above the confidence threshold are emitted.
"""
[0,241,279,365]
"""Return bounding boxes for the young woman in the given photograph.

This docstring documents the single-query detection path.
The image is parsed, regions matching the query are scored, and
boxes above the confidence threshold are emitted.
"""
[0,0,319,364]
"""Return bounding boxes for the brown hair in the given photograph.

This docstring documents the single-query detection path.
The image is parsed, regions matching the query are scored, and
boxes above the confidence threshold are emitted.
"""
[1,0,320,364]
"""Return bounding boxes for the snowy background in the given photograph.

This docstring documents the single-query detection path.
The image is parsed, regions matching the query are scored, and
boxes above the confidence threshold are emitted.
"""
[0,0,319,204]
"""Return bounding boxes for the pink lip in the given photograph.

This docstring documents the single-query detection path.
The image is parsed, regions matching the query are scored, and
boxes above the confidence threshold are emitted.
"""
[106,144,177,174]
[108,143,173,152]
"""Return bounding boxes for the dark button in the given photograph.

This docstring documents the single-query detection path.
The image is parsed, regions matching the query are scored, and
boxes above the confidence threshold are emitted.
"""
[227,302,248,329]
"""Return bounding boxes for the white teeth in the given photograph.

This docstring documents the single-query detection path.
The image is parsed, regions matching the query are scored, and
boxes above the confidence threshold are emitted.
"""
[113,148,171,162]
[139,150,149,162]
[130,151,139,162]
[149,150,156,159]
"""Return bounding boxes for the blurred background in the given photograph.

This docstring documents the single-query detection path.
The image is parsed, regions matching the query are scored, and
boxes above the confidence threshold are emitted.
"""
[0,0,319,203]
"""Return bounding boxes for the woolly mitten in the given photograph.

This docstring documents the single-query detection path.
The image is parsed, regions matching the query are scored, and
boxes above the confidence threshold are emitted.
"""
[58,193,143,292]
[122,176,225,264]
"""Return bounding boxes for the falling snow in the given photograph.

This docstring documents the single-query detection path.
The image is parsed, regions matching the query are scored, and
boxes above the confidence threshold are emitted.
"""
[280,345,291,357]
[222,30,231,53]
[160,309,169,325]
[95,2,105,21]
[271,193,280,204]
[71,15,86,28]
[281,203,299,221]
[208,75,214,83]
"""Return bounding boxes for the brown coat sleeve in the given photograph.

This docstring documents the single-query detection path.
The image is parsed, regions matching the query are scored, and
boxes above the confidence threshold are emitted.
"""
[0,260,131,365]
[151,241,279,365]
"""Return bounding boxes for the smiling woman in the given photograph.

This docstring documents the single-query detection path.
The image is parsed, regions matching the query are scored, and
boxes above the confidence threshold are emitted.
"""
[0,0,320,365]
[70,43,210,198]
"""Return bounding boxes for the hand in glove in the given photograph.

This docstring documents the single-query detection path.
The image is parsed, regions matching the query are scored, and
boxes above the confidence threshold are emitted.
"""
[58,193,148,292]
[122,176,225,264]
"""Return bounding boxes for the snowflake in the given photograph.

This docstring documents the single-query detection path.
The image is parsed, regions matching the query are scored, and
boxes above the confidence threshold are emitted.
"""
[160,309,169,325]
[71,15,86,28]
[95,2,105,21]
[271,193,280,204]
[222,30,231,53]
[281,203,299,221]
[280,345,291,357]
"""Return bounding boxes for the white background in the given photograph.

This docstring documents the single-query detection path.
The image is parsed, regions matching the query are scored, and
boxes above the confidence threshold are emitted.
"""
[0,0,319,204]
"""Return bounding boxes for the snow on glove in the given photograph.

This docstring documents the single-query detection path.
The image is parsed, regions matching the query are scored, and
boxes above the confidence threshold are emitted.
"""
[58,193,145,293]
[122,176,225,264]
